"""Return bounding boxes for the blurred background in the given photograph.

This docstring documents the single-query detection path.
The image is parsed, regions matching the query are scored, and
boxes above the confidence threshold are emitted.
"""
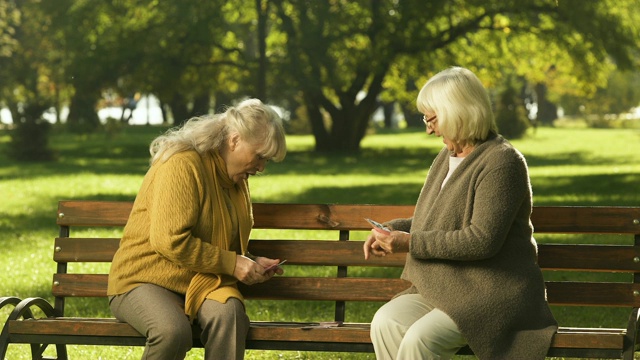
[1,0,639,160]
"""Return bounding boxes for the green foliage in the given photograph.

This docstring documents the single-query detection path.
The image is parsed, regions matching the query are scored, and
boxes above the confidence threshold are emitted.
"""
[270,0,640,150]
[561,70,640,120]
[0,0,19,57]
[1,0,640,150]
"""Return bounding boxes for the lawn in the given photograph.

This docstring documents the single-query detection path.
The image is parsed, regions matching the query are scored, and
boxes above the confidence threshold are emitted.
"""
[1,124,639,359]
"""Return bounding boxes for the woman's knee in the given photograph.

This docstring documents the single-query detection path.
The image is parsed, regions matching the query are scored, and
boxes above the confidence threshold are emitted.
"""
[398,315,465,359]
[371,304,394,334]
[198,298,249,340]
[147,318,193,353]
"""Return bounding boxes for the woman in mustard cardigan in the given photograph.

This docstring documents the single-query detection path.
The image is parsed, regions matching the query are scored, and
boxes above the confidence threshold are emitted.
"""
[364,67,557,359]
[108,98,287,360]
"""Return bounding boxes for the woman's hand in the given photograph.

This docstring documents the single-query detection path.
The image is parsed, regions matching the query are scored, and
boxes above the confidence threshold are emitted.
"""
[255,256,285,276]
[363,229,410,260]
[233,255,282,285]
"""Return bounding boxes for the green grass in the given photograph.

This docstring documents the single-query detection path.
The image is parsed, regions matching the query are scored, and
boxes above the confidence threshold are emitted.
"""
[1,124,639,359]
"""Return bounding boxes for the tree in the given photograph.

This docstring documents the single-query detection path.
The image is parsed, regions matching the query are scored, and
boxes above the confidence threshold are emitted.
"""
[269,0,638,152]
[561,70,640,120]
[0,0,60,160]
[116,0,261,125]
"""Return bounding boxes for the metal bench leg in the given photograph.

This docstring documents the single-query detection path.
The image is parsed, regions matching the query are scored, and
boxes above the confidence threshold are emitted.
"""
[1,297,23,359]
[5,297,68,360]
[622,307,640,360]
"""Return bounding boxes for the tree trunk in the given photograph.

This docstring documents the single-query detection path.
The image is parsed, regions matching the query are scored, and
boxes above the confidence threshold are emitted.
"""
[66,88,101,132]
[191,92,211,117]
[170,98,190,128]
[402,102,423,128]
[7,101,54,161]
[255,0,268,102]
[309,69,387,152]
[382,101,394,128]
[534,83,558,126]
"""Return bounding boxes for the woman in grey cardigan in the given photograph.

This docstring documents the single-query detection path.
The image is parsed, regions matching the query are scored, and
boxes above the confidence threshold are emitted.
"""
[364,67,557,360]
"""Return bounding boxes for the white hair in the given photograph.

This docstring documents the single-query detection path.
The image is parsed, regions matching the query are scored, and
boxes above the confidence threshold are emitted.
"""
[149,98,286,165]
[417,67,497,146]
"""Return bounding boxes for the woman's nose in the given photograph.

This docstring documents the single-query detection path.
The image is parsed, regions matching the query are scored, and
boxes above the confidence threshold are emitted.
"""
[257,160,266,172]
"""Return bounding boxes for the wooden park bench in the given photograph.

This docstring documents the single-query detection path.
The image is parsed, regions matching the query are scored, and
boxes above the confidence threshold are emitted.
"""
[2,201,640,359]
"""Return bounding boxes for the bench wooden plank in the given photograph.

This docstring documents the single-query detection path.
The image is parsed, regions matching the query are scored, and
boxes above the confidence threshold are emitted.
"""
[7,318,626,350]
[238,278,410,301]
[57,202,640,234]
[531,206,640,234]
[54,238,640,273]
[53,238,408,267]
[54,238,121,263]
[57,201,416,231]
[252,203,415,230]
[546,282,640,307]
[51,273,640,308]
[52,274,411,302]
[57,201,133,227]
[248,239,406,267]
[538,244,640,272]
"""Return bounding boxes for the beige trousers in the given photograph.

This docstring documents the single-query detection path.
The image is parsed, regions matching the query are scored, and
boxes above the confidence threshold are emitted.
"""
[109,283,249,360]
[370,294,467,360]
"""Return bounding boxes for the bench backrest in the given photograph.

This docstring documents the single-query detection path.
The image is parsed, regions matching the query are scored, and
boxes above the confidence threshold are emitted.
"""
[53,201,640,320]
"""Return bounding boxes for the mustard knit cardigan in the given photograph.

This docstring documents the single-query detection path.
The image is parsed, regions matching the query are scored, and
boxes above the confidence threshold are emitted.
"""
[107,150,251,317]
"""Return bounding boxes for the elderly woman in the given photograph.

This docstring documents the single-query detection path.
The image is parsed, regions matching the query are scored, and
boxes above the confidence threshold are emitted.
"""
[108,98,287,360]
[364,67,557,359]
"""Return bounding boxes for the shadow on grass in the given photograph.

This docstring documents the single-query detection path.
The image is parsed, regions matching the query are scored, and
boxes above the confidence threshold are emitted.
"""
[266,147,438,177]
[532,172,640,206]
[524,151,633,167]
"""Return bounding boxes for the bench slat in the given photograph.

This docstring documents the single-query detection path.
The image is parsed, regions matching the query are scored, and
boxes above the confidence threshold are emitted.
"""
[538,244,640,272]
[57,201,133,227]
[57,201,416,230]
[53,238,408,266]
[54,238,640,273]
[252,203,414,230]
[531,206,640,234]
[54,238,121,262]
[57,201,640,234]
[51,274,640,307]
[546,281,640,307]
[238,277,410,301]
[248,240,406,267]
[52,274,411,301]
[8,318,625,350]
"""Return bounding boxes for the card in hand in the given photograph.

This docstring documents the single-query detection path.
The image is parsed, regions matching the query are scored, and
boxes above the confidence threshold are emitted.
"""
[263,260,287,274]
[365,218,390,233]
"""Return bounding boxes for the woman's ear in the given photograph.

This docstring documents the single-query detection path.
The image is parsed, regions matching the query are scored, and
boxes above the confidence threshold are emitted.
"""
[228,133,240,151]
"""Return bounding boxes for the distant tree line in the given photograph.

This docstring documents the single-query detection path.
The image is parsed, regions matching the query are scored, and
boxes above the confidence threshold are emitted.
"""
[0,0,639,160]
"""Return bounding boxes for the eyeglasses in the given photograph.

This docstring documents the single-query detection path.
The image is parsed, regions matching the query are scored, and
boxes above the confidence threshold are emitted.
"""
[422,114,437,124]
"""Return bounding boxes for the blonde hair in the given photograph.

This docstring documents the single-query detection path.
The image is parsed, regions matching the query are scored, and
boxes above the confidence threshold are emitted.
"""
[417,67,497,147]
[149,98,286,165]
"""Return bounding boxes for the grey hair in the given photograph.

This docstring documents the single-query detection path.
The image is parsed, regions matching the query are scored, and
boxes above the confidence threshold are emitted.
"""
[149,98,286,165]
[417,67,497,147]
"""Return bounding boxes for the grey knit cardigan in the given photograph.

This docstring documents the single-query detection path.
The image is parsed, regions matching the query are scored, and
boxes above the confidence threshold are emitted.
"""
[387,133,557,360]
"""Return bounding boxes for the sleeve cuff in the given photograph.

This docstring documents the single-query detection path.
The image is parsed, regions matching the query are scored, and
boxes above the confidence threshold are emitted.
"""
[219,250,237,276]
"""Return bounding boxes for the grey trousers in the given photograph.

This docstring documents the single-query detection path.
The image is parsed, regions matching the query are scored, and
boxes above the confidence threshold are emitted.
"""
[109,283,250,360]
